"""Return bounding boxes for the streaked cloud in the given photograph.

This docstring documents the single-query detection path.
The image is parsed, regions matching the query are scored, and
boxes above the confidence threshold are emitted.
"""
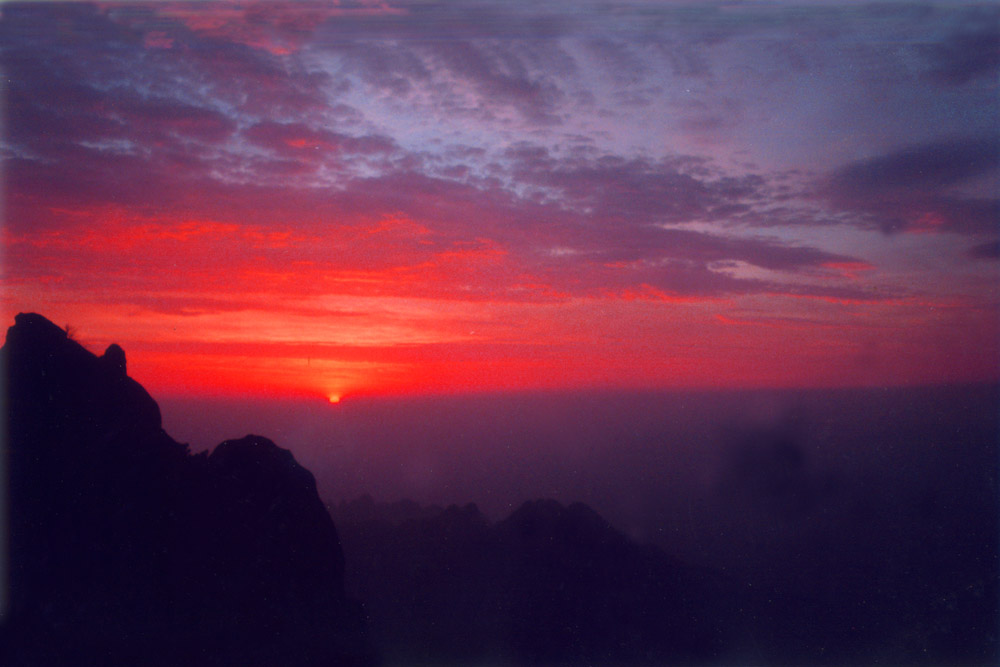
[2,1,997,395]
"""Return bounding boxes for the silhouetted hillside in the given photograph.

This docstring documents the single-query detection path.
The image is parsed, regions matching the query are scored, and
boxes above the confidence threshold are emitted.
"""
[333,495,738,665]
[1,313,373,666]
[335,475,999,667]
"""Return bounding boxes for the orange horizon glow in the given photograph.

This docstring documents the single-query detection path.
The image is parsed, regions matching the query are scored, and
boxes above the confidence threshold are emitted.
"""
[10,290,991,404]
[4,216,997,398]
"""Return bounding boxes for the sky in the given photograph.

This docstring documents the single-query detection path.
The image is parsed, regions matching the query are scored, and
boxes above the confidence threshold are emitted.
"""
[2,0,998,401]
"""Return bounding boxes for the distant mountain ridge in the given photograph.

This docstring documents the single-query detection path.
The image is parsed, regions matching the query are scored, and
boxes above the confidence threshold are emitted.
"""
[1,313,373,666]
[332,494,739,665]
[5,312,995,666]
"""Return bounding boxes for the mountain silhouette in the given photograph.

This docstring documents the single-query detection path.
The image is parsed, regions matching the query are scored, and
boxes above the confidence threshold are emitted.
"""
[1,313,373,666]
[333,495,738,665]
[335,478,999,666]
[7,312,994,666]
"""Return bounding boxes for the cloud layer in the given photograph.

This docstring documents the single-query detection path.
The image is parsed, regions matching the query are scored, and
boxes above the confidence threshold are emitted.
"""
[2,1,997,395]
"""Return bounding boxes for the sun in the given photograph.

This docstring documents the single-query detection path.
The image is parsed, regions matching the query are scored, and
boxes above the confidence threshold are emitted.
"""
[327,393,342,404]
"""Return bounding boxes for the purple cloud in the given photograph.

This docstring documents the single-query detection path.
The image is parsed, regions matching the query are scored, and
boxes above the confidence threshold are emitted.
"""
[502,145,766,228]
[825,137,1000,234]
[831,137,999,191]
[3,1,967,307]
[243,122,397,158]
[968,241,1000,261]
[918,9,1000,86]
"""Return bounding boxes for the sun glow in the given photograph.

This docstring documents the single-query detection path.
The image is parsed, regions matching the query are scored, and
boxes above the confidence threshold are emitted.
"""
[327,393,341,404]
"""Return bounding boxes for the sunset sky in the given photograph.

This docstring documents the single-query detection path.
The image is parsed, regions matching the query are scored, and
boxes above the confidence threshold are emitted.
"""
[2,1,998,400]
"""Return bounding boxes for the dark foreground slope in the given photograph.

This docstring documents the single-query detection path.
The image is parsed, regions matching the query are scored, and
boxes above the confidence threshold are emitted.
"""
[1,313,373,666]
[333,496,740,665]
[334,442,999,667]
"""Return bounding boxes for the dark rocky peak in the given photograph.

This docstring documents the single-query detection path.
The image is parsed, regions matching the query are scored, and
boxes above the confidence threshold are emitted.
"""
[101,342,127,374]
[1,313,373,666]
[211,434,319,502]
[5,312,165,448]
[208,434,348,584]
[7,311,70,347]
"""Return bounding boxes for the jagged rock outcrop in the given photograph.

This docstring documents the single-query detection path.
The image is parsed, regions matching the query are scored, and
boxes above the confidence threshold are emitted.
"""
[1,313,373,666]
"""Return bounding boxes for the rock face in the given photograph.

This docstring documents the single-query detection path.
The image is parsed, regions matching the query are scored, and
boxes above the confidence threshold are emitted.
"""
[1,313,372,666]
